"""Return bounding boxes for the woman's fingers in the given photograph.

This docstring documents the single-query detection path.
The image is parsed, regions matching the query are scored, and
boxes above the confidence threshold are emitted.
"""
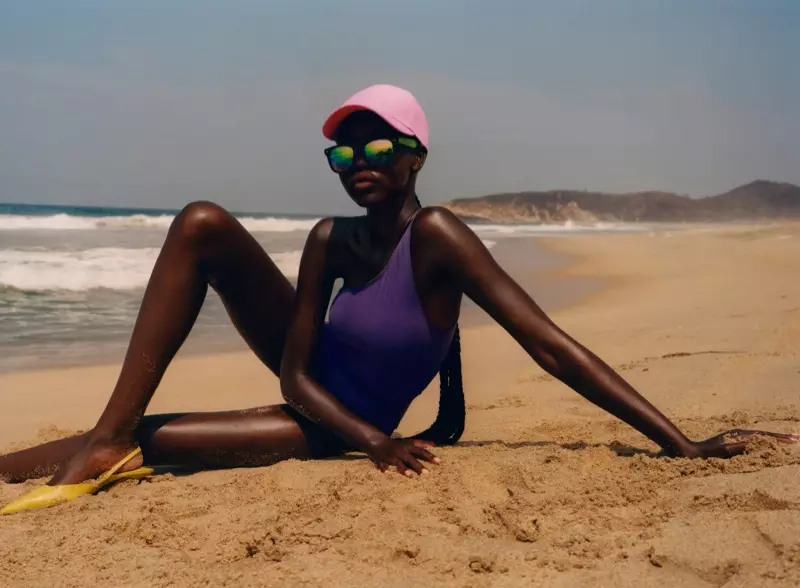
[373,440,444,477]
[765,431,800,443]
[387,458,410,477]
[723,429,800,444]
[409,444,439,466]
[412,439,436,449]
[398,449,425,476]
[719,441,748,458]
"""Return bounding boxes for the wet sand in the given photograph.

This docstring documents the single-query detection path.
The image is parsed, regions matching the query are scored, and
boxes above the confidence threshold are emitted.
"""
[458,237,601,327]
[1,222,799,587]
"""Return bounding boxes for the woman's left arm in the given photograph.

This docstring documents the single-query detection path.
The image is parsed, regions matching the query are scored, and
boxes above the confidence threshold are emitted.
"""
[418,208,797,458]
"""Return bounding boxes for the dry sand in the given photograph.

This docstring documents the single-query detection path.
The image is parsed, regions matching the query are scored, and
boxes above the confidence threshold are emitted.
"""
[1,222,799,587]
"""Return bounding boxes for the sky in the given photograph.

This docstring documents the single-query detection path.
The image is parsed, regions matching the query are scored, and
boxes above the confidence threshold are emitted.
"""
[1,1,798,215]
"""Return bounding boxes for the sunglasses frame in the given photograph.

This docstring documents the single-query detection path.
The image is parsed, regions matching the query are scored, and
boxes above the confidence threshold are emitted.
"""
[324,136,425,173]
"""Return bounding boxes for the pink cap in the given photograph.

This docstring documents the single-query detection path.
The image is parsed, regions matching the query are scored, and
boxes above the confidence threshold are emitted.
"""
[322,84,429,149]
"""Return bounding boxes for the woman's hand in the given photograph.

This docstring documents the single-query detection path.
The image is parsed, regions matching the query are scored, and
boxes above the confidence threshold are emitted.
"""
[366,436,440,477]
[673,429,799,458]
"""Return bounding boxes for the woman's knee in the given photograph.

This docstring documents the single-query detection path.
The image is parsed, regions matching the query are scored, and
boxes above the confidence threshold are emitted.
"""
[172,201,238,245]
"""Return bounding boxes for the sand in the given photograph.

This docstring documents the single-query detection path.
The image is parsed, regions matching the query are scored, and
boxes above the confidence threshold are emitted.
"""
[1,222,799,587]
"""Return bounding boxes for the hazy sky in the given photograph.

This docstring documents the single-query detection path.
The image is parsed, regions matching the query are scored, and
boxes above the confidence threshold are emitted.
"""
[1,1,798,215]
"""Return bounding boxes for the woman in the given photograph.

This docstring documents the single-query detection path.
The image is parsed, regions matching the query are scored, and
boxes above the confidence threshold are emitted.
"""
[2,84,795,514]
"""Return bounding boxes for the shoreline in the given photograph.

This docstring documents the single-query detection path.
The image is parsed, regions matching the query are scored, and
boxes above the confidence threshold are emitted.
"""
[0,219,772,375]
[0,233,599,375]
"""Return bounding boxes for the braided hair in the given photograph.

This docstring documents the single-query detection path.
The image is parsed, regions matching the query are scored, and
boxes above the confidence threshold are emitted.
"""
[413,193,465,445]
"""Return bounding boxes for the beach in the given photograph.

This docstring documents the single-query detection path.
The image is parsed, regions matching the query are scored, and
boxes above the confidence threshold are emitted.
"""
[1,221,799,587]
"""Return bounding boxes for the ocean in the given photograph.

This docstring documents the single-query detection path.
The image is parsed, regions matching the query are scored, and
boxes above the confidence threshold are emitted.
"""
[0,203,644,372]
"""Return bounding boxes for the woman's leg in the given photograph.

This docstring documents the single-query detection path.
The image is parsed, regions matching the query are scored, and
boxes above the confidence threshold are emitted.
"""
[0,434,89,483]
[2,201,307,485]
[1,406,346,483]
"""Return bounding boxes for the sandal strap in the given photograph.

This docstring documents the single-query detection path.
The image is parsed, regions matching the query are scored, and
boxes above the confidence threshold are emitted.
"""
[97,447,142,484]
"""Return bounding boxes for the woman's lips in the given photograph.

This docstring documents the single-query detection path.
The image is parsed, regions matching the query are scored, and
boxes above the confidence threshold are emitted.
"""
[349,171,379,190]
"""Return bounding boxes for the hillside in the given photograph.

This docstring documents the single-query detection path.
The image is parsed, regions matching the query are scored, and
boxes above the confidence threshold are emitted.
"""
[441,180,800,223]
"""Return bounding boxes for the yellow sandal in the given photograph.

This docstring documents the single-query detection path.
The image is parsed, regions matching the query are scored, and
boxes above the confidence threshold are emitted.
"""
[1,447,153,515]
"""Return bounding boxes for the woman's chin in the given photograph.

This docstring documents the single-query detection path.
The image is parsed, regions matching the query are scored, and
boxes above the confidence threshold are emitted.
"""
[349,189,389,208]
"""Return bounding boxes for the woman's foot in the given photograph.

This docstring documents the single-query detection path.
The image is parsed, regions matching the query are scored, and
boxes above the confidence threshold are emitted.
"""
[48,439,143,485]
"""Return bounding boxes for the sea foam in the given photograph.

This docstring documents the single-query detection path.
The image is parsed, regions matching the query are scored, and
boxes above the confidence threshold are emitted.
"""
[0,213,319,233]
[0,247,304,291]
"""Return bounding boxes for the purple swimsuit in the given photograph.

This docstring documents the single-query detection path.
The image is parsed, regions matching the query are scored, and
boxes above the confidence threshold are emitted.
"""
[312,219,456,434]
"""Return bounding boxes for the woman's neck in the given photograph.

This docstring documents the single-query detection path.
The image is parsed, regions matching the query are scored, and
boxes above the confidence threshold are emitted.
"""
[365,192,421,243]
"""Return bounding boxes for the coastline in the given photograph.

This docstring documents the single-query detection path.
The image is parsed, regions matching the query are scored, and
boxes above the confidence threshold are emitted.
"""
[2,221,799,587]
[0,232,596,374]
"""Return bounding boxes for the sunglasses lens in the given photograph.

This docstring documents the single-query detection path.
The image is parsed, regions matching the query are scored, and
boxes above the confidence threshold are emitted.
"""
[363,139,395,167]
[397,137,418,150]
[328,146,354,172]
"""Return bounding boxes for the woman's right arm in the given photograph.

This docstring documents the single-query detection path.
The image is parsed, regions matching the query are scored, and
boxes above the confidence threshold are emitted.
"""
[280,219,437,475]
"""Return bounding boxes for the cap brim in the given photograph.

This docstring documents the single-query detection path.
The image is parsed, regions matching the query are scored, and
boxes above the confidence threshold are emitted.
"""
[322,104,416,142]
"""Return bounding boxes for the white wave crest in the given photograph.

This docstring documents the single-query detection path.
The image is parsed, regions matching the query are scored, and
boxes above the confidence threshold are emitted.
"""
[239,217,319,233]
[471,221,647,236]
[0,213,320,233]
[0,213,100,231]
[0,247,303,292]
[0,212,644,237]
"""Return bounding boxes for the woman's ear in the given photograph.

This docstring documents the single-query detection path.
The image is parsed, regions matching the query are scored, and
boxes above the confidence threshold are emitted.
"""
[412,152,427,172]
